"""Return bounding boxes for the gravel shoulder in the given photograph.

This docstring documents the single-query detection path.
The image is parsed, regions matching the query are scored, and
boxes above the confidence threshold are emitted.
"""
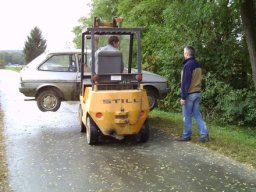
[0,104,10,191]
[0,70,256,192]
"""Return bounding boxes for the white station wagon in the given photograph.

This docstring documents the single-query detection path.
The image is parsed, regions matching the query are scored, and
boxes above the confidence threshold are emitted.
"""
[19,50,169,112]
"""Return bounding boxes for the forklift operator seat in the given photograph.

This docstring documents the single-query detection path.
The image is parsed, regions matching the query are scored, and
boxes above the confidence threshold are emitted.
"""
[96,51,123,74]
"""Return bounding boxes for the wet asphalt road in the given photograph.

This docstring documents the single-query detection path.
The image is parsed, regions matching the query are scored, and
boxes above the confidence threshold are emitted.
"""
[0,70,256,192]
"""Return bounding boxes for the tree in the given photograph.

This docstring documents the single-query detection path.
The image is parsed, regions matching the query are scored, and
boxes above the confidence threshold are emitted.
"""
[0,58,4,69]
[240,0,256,89]
[72,0,256,125]
[73,17,92,48]
[23,27,47,64]
[72,0,119,49]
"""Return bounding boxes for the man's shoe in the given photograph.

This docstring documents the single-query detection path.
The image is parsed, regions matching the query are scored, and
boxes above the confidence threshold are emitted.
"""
[199,136,209,142]
[175,136,191,142]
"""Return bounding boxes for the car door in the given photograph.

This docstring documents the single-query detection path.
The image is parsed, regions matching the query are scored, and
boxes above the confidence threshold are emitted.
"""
[37,53,80,100]
[77,53,92,88]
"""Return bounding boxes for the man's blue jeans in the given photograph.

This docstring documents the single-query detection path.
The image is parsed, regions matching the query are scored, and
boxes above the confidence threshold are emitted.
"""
[182,92,208,139]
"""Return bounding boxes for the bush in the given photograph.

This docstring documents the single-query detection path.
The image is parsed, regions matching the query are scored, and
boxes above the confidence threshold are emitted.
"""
[202,73,256,126]
[216,89,256,125]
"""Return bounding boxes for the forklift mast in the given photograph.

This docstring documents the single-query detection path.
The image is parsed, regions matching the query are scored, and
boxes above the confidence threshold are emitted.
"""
[80,17,144,92]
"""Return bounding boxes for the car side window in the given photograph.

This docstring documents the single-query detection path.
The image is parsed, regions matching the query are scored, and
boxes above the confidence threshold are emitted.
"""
[39,54,76,72]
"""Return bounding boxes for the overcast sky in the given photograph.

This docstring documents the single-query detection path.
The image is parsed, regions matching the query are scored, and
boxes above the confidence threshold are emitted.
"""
[0,0,91,51]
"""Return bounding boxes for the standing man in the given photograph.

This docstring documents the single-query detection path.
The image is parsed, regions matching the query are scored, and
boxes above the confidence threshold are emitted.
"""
[176,46,209,142]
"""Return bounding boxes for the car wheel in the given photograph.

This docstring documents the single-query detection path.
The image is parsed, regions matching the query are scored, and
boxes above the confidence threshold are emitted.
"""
[36,89,61,112]
[145,88,158,111]
[139,119,150,142]
[86,116,99,145]
[79,104,86,132]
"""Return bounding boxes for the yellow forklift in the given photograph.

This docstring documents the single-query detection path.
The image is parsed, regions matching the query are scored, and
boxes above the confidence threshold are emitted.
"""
[79,17,150,145]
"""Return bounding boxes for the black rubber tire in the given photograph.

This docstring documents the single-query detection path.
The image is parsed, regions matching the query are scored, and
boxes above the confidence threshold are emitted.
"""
[145,88,158,111]
[79,104,86,132]
[86,116,99,145]
[139,119,150,142]
[36,89,61,112]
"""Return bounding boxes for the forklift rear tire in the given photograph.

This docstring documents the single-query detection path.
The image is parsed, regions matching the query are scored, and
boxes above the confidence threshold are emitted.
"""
[86,116,99,145]
[139,119,150,142]
[79,104,86,133]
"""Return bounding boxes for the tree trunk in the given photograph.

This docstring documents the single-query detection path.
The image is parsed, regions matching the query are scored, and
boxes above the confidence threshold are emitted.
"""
[240,0,256,89]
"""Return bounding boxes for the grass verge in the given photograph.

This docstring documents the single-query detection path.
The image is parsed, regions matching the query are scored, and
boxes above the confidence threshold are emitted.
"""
[149,109,256,169]
[0,105,9,191]
[4,66,23,72]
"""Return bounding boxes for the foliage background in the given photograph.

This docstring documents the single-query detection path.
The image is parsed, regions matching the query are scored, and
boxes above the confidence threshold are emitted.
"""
[0,51,24,67]
[73,0,256,126]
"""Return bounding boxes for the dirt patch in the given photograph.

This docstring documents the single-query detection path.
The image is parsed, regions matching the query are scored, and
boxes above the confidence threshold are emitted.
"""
[0,104,10,191]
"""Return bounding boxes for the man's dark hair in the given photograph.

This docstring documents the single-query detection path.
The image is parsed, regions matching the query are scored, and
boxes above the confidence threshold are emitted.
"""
[184,46,195,57]
[108,36,119,46]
